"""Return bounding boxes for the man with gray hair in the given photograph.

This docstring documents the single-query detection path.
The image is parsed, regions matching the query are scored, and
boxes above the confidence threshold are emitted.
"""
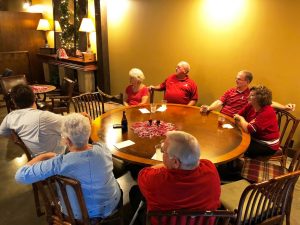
[130,131,220,224]
[149,61,198,105]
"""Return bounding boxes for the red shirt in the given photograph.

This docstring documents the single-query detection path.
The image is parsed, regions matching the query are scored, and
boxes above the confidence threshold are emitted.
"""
[138,159,220,218]
[239,104,280,150]
[125,85,149,105]
[160,74,198,105]
[220,87,250,117]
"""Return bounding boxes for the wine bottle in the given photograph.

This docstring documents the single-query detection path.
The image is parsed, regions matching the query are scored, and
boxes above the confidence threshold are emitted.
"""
[121,111,128,133]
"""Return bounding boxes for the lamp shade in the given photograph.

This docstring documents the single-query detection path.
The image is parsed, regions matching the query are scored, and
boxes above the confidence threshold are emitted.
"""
[36,19,51,31]
[79,18,95,32]
[54,20,62,32]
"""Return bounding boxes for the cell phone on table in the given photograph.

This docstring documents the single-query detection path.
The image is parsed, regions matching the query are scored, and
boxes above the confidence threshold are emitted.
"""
[113,124,123,128]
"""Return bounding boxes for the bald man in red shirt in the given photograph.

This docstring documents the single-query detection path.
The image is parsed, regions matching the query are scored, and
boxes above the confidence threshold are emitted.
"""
[150,61,198,106]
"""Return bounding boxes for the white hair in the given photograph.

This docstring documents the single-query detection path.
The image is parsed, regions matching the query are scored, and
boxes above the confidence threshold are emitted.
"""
[61,113,91,149]
[177,61,191,73]
[166,131,200,170]
[129,68,145,82]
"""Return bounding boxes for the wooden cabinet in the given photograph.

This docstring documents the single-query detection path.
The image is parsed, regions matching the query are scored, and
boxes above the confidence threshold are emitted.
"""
[37,53,97,93]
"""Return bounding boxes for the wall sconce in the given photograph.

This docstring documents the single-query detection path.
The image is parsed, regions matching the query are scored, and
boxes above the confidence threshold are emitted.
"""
[37,19,51,48]
[79,18,95,53]
[54,20,62,33]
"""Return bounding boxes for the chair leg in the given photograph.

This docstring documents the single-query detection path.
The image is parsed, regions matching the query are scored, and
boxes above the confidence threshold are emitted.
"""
[32,183,44,217]
[286,192,293,225]
[129,200,144,225]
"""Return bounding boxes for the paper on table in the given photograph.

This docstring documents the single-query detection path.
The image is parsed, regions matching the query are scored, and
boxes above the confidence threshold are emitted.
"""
[139,108,150,114]
[222,124,234,129]
[156,106,167,112]
[114,140,135,149]
[151,150,163,161]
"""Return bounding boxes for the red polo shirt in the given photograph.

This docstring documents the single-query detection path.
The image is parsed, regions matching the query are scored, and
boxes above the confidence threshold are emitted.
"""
[220,87,250,117]
[239,104,280,150]
[160,74,198,105]
[138,159,220,213]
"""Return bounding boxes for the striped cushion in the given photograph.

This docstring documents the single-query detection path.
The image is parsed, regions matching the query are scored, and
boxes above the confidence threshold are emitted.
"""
[241,158,288,182]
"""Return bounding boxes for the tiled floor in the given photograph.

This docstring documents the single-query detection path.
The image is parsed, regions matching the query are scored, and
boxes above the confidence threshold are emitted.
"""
[0,105,299,225]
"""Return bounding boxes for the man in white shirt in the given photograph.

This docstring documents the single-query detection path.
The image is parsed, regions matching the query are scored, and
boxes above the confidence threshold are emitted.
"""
[0,84,65,156]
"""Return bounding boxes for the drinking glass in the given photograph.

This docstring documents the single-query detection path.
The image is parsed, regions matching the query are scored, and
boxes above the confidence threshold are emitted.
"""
[218,115,225,128]
[150,103,156,113]
[161,100,167,109]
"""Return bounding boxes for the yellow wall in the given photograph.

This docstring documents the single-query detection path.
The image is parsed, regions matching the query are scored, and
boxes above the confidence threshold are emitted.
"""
[106,0,300,148]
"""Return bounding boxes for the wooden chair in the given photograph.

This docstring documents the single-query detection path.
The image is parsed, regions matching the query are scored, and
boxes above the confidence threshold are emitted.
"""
[11,130,44,217]
[0,74,27,112]
[37,175,124,225]
[149,88,164,104]
[146,209,236,225]
[221,170,300,225]
[266,109,300,167]
[48,77,75,114]
[72,92,103,120]
[97,86,123,113]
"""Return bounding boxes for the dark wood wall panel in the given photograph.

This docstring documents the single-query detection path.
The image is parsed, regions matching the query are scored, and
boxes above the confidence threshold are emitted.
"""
[0,11,45,82]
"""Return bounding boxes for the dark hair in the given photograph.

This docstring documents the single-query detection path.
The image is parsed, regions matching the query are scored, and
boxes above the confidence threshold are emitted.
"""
[10,84,35,109]
[250,85,272,107]
[241,70,253,83]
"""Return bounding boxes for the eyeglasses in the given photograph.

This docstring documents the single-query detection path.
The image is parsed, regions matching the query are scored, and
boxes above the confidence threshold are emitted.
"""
[155,141,166,154]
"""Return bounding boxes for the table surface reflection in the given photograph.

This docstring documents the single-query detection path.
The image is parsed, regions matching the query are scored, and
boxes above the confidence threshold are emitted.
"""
[91,104,250,166]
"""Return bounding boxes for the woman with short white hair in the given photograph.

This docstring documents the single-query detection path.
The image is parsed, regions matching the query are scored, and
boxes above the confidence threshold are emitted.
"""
[15,113,121,221]
[124,68,149,106]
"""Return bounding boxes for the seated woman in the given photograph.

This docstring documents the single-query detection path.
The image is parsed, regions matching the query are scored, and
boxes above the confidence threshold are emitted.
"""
[124,68,149,106]
[15,113,121,220]
[234,85,280,158]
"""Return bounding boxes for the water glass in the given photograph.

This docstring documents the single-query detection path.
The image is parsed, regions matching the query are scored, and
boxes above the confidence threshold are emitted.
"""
[218,115,225,128]
[161,100,167,109]
[150,103,156,113]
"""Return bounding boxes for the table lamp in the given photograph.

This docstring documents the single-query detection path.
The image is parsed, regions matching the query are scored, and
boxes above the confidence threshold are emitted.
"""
[79,18,95,53]
[36,19,51,48]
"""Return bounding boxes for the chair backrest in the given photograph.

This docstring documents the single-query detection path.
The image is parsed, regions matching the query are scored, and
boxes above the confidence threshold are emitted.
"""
[0,74,27,112]
[72,92,103,120]
[61,77,76,97]
[97,86,123,113]
[0,74,27,95]
[37,175,123,225]
[275,109,300,154]
[11,130,32,160]
[235,170,300,225]
[36,175,90,225]
[146,209,236,225]
[149,88,165,104]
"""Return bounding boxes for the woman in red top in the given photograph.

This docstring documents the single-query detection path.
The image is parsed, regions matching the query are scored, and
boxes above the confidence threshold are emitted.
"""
[124,68,149,106]
[234,85,280,158]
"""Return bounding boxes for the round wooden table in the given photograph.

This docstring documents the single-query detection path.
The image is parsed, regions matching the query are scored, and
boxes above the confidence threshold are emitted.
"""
[91,104,250,166]
[30,84,56,101]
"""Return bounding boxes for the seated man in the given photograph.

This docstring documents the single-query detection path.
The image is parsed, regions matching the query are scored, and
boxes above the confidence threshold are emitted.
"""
[130,131,220,224]
[200,70,295,117]
[15,113,121,220]
[0,84,65,156]
[150,61,198,106]
[234,85,280,158]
